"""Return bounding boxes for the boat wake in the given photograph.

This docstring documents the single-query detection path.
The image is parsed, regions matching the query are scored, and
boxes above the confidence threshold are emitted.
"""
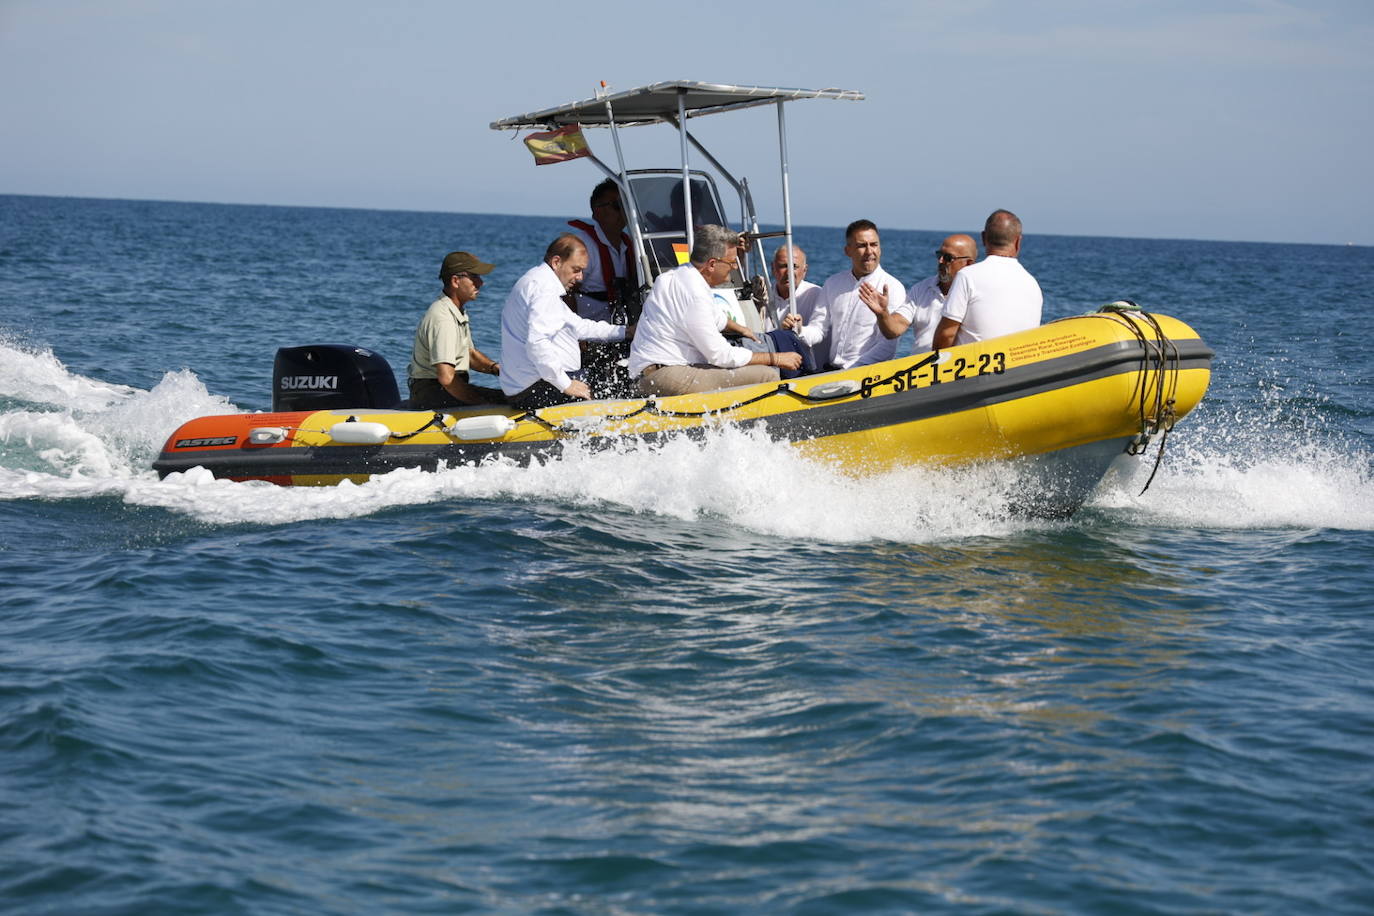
[2,339,1371,538]
[1092,411,1374,531]
[0,339,236,494]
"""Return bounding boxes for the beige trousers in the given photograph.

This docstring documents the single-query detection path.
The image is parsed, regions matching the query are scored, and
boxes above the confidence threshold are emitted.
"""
[637,363,780,396]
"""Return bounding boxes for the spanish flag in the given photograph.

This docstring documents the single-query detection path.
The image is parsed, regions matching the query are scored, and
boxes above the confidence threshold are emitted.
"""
[523,124,591,165]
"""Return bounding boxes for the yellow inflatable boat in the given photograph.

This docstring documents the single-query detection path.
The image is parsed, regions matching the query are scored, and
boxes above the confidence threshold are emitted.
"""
[153,305,1212,516]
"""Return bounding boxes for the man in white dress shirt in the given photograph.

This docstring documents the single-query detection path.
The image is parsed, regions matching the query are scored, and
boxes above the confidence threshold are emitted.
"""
[932,210,1043,348]
[864,233,978,354]
[629,225,802,396]
[764,244,828,365]
[499,234,631,410]
[801,220,914,369]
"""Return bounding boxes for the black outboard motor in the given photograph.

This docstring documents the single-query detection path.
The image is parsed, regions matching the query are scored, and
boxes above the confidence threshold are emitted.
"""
[272,344,401,412]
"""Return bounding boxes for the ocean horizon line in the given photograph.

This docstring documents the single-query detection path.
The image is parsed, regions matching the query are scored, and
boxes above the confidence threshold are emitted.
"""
[3,191,1365,252]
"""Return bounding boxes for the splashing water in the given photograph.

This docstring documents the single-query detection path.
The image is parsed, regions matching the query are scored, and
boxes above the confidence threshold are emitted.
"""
[2,338,1371,537]
[0,339,237,492]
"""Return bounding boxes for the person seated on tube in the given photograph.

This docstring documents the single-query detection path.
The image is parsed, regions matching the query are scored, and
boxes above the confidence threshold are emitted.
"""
[628,225,803,396]
[791,219,911,371]
[498,234,633,410]
[406,251,507,409]
[931,209,1043,348]
[856,233,978,360]
[764,243,828,368]
[705,238,815,380]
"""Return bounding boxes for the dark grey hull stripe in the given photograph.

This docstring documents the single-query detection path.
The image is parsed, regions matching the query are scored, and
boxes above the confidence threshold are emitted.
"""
[154,339,1213,479]
[768,339,1212,440]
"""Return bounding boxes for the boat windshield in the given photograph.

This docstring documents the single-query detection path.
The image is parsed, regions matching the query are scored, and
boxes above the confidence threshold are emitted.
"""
[628,172,727,276]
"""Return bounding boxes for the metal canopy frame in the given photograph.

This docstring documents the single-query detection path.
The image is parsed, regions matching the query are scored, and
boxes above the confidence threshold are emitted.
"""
[491,81,864,321]
[489,81,864,131]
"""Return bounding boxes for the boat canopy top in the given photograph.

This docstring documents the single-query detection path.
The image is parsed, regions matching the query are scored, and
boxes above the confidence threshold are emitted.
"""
[489,80,864,131]
[489,81,865,321]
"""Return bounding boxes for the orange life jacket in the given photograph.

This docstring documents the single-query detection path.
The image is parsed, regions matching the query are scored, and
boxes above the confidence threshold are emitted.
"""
[568,219,635,304]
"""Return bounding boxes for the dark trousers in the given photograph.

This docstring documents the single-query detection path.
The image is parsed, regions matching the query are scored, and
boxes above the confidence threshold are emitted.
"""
[510,380,581,410]
[763,329,816,378]
[407,376,507,410]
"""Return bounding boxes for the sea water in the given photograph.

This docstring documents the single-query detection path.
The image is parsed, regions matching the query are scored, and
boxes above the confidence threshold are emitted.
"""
[2,194,1372,914]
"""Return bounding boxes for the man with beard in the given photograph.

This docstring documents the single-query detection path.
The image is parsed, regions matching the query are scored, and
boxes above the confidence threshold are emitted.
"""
[856,233,978,360]
[802,220,912,370]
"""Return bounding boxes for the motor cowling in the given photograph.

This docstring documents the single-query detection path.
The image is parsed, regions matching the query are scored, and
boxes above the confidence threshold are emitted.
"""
[272,344,401,412]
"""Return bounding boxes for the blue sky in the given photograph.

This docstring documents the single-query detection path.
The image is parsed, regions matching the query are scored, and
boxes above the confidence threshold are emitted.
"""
[2,0,1370,245]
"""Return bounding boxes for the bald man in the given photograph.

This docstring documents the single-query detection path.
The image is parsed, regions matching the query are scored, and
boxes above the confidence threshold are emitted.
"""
[766,244,828,367]
[932,210,1043,348]
[854,233,978,363]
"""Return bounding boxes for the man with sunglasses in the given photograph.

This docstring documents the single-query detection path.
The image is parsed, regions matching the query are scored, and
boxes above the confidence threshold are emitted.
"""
[629,225,802,396]
[567,178,634,323]
[932,210,1043,348]
[854,234,978,361]
[406,250,507,409]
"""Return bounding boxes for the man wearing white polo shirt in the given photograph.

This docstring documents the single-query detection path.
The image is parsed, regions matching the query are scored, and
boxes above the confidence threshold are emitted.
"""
[932,210,1043,348]
[765,243,828,366]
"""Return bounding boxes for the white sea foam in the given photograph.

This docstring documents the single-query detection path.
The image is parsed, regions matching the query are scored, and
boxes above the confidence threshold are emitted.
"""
[0,339,137,411]
[131,425,1039,540]
[104,421,1374,538]
[1090,435,1374,530]
[0,338,237,492]
[2,336,1372,536]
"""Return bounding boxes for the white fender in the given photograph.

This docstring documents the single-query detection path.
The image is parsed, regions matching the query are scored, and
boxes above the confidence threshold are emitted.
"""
[328,421,392,445]
[451,415,517,441]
